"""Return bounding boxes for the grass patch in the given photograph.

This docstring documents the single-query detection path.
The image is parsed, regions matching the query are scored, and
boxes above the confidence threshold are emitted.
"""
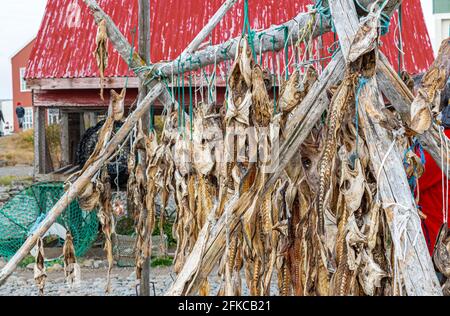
[0,131,34,166]
[151,256,173,268]
[19,255,35,268]
[0,176,33,186]
[153,218,176,247]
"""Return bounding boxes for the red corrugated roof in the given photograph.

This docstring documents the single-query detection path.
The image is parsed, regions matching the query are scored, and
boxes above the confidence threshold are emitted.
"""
[25,0,434,80]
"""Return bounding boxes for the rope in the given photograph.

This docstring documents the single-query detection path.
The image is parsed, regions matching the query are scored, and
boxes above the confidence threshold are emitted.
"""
[375,128,405,204]
[242,0,257,61]
[403,138,426,195]
[351,76,368,167]
[188,58,194,140]
[438,126,449,224]
[354,0,391,35]
[397,4,404,74]
[177,59,182,132]
[181,62,186,132]
[270,35,277,114]
[124,27,138,90]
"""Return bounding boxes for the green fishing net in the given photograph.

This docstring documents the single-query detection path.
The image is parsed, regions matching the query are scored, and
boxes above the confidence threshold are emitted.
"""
[0,182,98,260]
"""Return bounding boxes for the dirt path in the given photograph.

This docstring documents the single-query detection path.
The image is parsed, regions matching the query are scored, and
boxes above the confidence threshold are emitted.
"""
[0,166,33,178]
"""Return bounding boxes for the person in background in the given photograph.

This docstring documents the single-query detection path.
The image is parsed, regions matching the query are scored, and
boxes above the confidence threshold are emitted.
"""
[15,103,25,129]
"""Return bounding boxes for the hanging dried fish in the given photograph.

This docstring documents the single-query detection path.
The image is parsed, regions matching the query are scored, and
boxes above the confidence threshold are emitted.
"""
[34,238,46,296]
[97,168,114,294]
[411,38,449,134]
[63,231,81,288]
[95,19,109,100]
[109,89,126,122]
[433,224,450,278]
[251,64,272,127]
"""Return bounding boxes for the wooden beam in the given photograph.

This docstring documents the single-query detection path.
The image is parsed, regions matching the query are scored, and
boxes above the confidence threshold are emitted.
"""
[33,107,46,175]
[0,83,165,286]
[26,77,140,91]
[60,111,70,167]
[138,0,152,297]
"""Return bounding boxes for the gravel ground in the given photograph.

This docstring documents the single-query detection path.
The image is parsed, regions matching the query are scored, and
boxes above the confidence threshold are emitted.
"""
[0,166,33,178]
[0,264,279,296]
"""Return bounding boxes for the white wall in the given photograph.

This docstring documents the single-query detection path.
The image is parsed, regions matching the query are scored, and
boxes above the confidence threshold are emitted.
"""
[421,0,450,55]
[0,100,14,136]
[421,0,435,53]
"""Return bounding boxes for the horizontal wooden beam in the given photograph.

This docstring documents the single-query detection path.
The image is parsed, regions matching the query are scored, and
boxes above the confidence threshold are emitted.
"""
[27,77,140,90]
[27,77,229,91]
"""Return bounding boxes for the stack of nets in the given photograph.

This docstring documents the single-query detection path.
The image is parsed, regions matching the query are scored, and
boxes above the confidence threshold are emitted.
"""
[0,182,99,260]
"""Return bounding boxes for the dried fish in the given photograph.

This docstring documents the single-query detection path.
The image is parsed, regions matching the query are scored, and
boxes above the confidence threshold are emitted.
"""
[34,238,46,296]
[95,19,109,100]
[63,231,81,288]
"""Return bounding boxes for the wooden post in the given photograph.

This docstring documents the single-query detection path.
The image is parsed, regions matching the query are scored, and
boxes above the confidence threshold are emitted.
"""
[60,111,70,167]
[138,0,151,297]
[33,107,48,175]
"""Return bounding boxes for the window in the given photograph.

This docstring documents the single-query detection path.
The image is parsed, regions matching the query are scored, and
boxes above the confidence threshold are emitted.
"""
[434,0,450,14]
[47,109,60,125]
[19,67,30,92]
[23,108,33,130]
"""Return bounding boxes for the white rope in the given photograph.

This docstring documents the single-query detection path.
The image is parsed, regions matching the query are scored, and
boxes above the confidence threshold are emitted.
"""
[375,129,405,204]
[438,126,449,223]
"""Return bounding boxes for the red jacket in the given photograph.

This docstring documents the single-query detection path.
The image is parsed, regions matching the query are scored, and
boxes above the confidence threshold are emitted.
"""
[418,129,450,255]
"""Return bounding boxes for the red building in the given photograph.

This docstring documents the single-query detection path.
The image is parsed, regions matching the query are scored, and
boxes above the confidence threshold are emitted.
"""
[11,38,35,133]
[24,0,435,174]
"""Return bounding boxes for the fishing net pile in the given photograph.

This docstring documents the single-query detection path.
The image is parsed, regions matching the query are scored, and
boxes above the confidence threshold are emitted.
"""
[0,183,98,260]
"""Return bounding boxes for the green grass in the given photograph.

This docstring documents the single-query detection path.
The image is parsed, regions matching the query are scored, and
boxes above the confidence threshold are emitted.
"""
[153,218,176,247]
[151,256,173,268]
[0,176,33,186]
[19,255,35,268]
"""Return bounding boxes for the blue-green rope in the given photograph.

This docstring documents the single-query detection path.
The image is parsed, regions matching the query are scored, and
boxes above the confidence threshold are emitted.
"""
[270,35,277,114]
[181,62,186,132]
[242,0,257,61]
[177,59,182,132]
[351,76,368,167]
[188,58,194,140]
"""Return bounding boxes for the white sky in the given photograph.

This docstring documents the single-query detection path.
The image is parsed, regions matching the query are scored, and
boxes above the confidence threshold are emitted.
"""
[0,0,438,100]
[0,0,47,99]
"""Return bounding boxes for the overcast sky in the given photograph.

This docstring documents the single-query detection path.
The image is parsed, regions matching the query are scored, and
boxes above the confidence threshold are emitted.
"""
[0,0,47,99]
[0,0,437,100]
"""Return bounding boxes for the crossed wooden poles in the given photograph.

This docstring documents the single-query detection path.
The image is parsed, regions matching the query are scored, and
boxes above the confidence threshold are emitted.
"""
[0,0,447,296]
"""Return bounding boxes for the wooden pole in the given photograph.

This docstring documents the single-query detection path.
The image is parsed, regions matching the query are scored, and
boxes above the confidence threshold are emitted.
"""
[138,0,151,297]
[0,83,165,286]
